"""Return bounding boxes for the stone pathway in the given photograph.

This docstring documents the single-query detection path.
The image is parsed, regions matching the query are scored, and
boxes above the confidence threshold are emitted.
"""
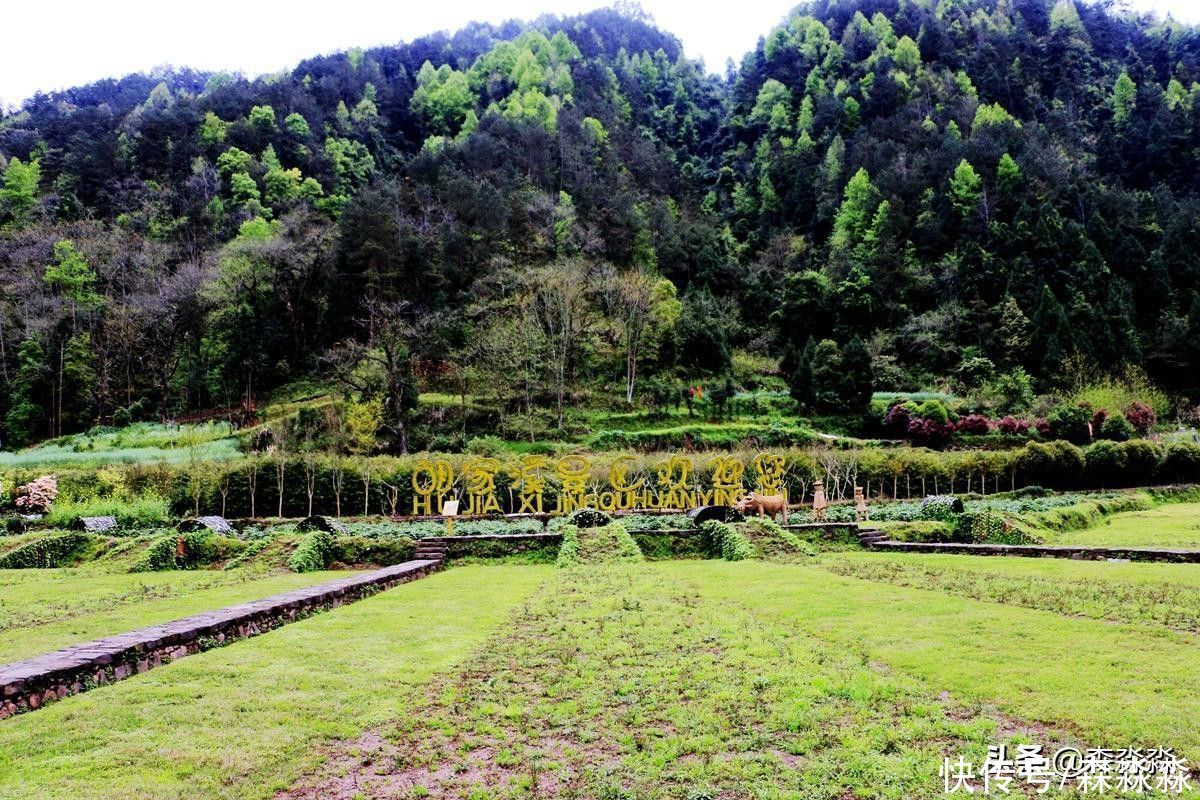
[0,559,442,719]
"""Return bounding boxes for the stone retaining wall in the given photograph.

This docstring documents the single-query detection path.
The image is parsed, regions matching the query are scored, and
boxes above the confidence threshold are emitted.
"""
[0,559,441,719]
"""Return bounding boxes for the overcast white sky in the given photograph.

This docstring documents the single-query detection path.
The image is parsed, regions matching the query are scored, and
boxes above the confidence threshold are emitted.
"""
[1,0,1197,108]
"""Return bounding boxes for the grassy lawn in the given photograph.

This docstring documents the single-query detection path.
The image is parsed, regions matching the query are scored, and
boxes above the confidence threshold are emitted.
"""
[692,561,1200,764]
[6,557,1200,798]
[0,565,550,800]
[820,551,1200,628]
[1040,502,1200,547]
[0,569,355,664]
[277,560,1200,798]
[283,564,1027,799]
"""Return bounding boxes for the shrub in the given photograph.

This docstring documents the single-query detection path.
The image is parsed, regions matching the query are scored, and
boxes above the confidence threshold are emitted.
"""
[918,495,963,522]
[1100,413,1134,442]
[14,475,58,513]
[465,435,505,456]
[1047,440,1086,480]
[132,531,242,572]
[906,417,954,447]
[0,533,89,568]
[329,535,415,566]
[45,493,170,528]
[288,529,333,572]
[955,414,992,435]
[569,508,612,529]
[701,520,757,561]
[1121,439,1161,480]
[1125,401,1157,434]
[883,401,917,434]
[1160,442,1200,483]
[1017,441,1083,486]
[996,416,1030,436]
[1047,404,1092,444]
[1084,440,1128,487]
[917,399,950,424]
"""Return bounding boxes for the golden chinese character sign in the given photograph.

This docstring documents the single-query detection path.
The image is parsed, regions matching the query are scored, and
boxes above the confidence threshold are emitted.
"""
[411,458,454,516]
[413,451,790,518]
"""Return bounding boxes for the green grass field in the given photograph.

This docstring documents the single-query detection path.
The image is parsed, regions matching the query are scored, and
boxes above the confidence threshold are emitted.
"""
[4,557,1199,798]
[1041,502,1200,547]
[0,568,352,663]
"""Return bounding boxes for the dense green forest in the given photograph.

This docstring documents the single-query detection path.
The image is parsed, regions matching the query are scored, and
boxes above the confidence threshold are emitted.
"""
[2,0,1199,450]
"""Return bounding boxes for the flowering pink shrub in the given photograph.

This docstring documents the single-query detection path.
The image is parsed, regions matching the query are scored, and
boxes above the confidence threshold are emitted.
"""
[956,414,992,435]
[1035,418,1052,437]
[997,416,1030,436]
[1125,401,1156,435]
[14,475,58,514]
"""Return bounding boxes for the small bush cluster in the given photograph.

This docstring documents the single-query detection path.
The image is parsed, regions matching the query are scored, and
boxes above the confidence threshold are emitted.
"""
[919,495,963,522]
[569,508,612,529]
[288,529,334,572]
[132,531,242,572]
[701,520,757,561]
[882,396,1159,448]
[329,535,416,566]
[45,493,170,528]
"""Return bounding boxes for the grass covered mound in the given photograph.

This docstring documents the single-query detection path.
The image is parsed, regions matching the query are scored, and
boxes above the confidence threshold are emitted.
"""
[701,520,757,560]
[740,517,817,558]
[556,522,644,567]
[701,518,819,560]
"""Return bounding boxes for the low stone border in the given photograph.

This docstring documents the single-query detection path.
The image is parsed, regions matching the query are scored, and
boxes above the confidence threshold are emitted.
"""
[0,559,442,719]
[872,541,1200,563]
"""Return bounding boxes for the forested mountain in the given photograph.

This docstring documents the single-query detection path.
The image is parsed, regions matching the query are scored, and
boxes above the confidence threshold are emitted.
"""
[1,0,1199,449]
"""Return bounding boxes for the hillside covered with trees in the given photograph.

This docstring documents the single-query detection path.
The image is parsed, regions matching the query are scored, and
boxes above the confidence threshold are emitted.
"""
[1,0,1199,450]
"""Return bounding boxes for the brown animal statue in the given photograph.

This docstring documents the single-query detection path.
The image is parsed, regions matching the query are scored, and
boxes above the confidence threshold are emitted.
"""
[733,491,793,523]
